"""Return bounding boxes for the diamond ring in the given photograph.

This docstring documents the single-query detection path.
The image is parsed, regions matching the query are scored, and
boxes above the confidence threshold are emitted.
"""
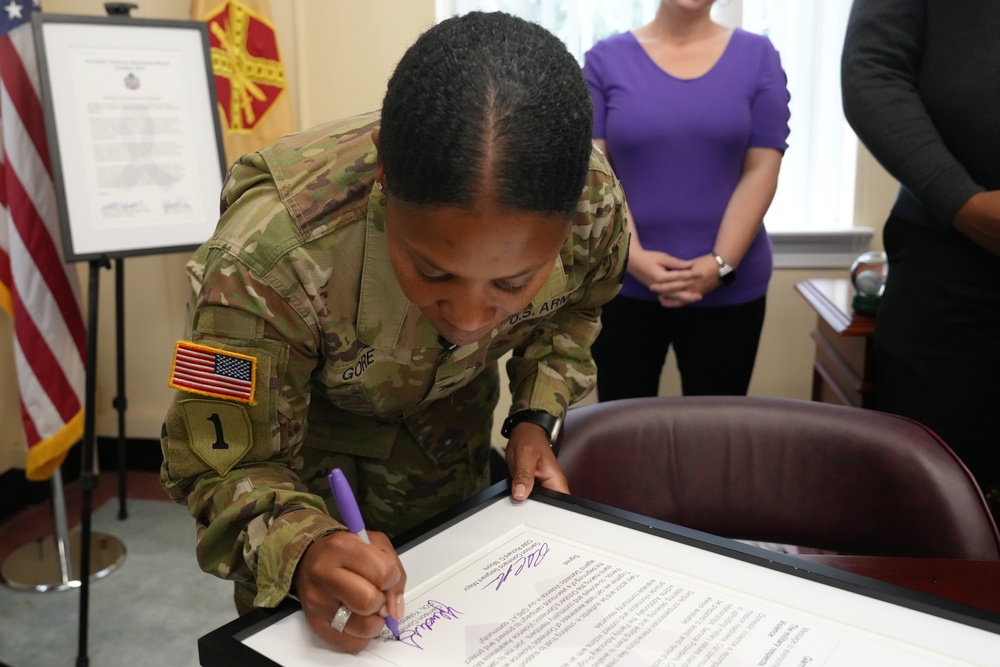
[330,604,352,632]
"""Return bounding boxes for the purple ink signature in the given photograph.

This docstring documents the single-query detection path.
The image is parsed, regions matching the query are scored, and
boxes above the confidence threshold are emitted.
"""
[485,542,550,592]
[398,600,464,649]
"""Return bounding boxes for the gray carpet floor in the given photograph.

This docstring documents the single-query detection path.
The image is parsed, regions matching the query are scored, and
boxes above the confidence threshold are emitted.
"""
[0,499,236,667]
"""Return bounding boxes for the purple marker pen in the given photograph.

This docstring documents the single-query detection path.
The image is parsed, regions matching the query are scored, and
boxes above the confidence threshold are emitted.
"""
[328,468,401,640]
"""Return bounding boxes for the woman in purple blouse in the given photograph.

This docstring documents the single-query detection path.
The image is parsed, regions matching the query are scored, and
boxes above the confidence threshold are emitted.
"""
[583,0,790,400]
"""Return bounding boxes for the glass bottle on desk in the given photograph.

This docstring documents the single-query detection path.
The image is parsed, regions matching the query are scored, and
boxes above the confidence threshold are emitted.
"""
[850,251,888,315]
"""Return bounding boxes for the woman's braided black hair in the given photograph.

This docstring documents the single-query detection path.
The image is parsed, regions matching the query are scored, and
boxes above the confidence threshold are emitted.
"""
[379,11,593,219]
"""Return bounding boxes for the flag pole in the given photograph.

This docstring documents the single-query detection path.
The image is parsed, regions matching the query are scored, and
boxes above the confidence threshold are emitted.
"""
[0,464,125,594]
[0,469,78,591]
[50,468,73,585]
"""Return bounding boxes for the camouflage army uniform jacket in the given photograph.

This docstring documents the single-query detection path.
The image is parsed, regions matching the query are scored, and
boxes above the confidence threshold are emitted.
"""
[160,111,629,609]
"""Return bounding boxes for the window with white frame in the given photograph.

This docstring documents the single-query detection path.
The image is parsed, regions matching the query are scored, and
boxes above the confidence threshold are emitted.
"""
[740,1,856,234]
[436,0,660,63]
[435,0,866,257]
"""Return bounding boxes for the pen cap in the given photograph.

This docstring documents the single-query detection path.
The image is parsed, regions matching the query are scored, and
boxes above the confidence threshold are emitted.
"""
[329,468,366,535]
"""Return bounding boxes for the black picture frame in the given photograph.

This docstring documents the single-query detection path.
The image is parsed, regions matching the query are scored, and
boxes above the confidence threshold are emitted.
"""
[198,482,1000,667]
[31,12,226,262]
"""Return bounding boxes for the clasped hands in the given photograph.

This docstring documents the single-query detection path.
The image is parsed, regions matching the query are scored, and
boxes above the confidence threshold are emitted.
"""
[294,426,567,653]
[628,247,722,307]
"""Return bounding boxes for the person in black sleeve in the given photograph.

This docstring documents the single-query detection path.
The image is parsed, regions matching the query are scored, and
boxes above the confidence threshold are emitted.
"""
[841,0,1000,516]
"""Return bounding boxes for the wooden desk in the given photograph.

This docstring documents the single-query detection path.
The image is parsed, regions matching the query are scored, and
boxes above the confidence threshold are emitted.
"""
[796,554,1000,614]
[795,278,876,408]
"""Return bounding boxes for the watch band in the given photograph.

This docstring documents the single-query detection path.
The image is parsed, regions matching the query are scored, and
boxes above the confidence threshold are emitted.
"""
[501,409,563,445]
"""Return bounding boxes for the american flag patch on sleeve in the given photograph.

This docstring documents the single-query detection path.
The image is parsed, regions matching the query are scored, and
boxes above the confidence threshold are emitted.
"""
[168,341,257,403]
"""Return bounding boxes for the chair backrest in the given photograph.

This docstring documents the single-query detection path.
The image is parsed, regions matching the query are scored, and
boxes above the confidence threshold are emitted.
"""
[557,396,1000,559]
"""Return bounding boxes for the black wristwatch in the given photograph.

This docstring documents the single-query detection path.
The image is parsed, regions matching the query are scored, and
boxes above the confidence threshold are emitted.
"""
[501,409,563,446]
[712,252,736,285]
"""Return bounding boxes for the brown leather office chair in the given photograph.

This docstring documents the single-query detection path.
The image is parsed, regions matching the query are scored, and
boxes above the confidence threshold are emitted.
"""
[557,396,1000,559]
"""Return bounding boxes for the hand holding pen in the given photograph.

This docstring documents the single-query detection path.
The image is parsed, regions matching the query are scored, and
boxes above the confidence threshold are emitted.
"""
[292,470,405,653]
[328,468,402,640]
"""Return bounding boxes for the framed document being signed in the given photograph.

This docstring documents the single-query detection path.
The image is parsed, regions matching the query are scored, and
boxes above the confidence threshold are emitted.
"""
[32,13,226,262]
[199,483,1000,667]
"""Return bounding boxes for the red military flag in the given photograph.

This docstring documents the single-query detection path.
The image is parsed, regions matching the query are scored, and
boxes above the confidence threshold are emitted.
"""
[191,0,295,165]
[0,1,86,481]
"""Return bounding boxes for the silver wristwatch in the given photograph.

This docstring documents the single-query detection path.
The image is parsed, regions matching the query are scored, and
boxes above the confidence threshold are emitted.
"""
[712,252,736,285]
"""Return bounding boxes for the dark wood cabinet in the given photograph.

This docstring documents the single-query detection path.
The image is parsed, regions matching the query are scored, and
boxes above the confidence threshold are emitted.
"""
[795,278,876,408]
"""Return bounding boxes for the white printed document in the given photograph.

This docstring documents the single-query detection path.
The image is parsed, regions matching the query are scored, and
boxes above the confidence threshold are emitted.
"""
[230,491,1000,667]
[35,18,224,259]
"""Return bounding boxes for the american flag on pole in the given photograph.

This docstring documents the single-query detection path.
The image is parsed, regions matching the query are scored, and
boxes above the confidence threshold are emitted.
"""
[168,340,256,403]
[0,0,86,481]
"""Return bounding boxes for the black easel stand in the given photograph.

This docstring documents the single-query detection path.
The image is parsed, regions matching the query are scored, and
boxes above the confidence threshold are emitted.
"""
[76,257,107,667]
[76,7,139,665]
[114,257,127,519]
[105,1,136,522]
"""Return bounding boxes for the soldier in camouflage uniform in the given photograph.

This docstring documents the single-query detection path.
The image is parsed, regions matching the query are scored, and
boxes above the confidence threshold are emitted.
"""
[160,11,628,653]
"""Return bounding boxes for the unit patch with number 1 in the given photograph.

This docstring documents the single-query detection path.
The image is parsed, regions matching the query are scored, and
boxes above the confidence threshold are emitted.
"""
[168,341,259,477]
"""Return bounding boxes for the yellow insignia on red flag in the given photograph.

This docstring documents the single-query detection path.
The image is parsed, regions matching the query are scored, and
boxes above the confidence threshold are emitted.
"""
[191,0,296,165]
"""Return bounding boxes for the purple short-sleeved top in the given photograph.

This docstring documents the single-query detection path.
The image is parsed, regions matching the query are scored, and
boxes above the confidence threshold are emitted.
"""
[584,28,790,306]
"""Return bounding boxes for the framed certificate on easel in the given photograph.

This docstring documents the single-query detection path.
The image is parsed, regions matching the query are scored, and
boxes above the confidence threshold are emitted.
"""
[32,13,226,262]
[198,483,1000,667]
